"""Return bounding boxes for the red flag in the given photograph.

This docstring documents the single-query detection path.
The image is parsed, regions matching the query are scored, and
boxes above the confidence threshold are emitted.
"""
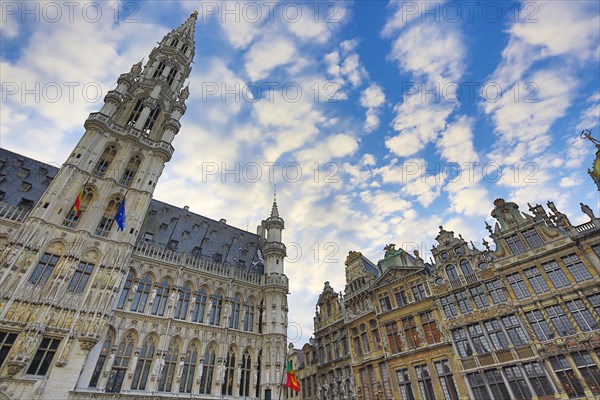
[284,360,300,393]
[73,187,84,217]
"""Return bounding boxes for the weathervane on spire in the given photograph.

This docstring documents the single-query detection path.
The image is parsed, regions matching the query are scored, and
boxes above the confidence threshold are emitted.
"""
[580,129,600,191]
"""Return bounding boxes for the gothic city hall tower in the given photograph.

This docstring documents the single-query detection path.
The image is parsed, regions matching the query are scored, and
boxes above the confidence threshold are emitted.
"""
[0,13,289,400]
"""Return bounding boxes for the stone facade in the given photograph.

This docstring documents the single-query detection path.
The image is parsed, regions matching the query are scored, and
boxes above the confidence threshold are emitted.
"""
[0,13,289,400]
[307,199,600,400]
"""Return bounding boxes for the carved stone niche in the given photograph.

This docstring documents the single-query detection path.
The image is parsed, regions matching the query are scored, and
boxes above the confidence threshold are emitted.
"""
[4,359,27,377]
[79,333,100,351]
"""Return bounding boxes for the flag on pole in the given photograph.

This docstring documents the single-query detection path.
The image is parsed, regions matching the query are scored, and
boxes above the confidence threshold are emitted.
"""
[72,187,84,217]
[115,197,126,231]
[284,360,301,393]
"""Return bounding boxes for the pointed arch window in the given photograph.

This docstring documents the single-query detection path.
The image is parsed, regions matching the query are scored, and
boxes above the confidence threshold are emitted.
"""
[460,260,474,277]
[89,332,113,387]
[67,261,94,294]
[199,345,216,394]
[239,349,251,397]
[209,291,223,326]
[143,105,161,133]
[151,279,170,316]
[192,287,208,323]
[179,342,198,393]
[174,283,191,320]
[63,186,94,228]
[106,332,136,393]
[93,145,117,177]
[159,338,180,392]
[166,68,177,86]
[181,44,188,54]
[170,38,179,47]
[131,275,152,313]
[95,196,122,237]
[446,265,459,282]
[222,347,236,396]
[152,61,166,78]
[229,294,241,329]
[243,299,255,332]
[117,271,134,309]
[127,99,144,126]
[120,155,141,186]
[131,335,156,390]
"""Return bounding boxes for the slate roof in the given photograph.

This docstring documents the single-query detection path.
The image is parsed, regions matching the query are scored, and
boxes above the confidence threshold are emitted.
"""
[0,148,264,273]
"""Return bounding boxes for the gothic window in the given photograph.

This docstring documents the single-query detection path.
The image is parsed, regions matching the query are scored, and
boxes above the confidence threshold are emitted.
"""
[440,295,458,318]
[505,234,526,255]
[483,320,509,350]
[158,337,180,392]
[170,38,179,47]
[542,260,570,288]
[95,196,122,237]
[209,291,223,326]
[166,68,177,86]
[522,228,544,248]
[131,275,153,313]
[242,298,255,332]
[131,335,156,390]
[143,105,161,133]
[29,253,60,286]
[181,44,188,53]
[468,324,491,354]
[380,363,394,399]
[526,310,554,341]
[470,286,490,309]
[93,145,117,177]
[455,290,472,314]
[67,262,94,294]
[549,355,586,398]
[120,155,141,186]
[106,332,136,392]
[507,272,530,299]
[89,332,112,387]
[501,315,529,346]
[151,278,170,316]
[0,332,17,369]
[239,349,251,397]
[192,287,208,323]
[434,360,459,400]
[546,305,576,337]
[485,280,507,304]
[152,61,166,78]
[384,322,402,354]
[572,351,600,395]
[523,267,549,294]
[459,259,474,276]
[566,299,598,332]
[451,328,472,357]
[359,324,370,353]
[402,317,420,350]
[415,364,435,400]
[229,294,241,329]
[174,283,191,320]
[446,264,459,282]
[63,186,94,228]
[370,319,380,348]
[396,368,415,400]
[352,327,362,357]
[420,311,441,344]
[562,254,593,282]
[117,271,134,309]
[484,369,510,399]
[26,337,61,376]
[179,342,198,393]
[523,362,555,397]
[222,346,236,396]
[199,345,216,394]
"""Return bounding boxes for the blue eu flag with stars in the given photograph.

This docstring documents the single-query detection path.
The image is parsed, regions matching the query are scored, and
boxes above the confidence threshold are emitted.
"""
[115,197,126,231]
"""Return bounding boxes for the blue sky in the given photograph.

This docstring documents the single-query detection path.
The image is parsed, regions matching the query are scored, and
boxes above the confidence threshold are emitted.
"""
[1,0,599,345]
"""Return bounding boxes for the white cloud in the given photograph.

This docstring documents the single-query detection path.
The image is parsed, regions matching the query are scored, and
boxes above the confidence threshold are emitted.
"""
[360,84,386,133]
[244,37,297,81]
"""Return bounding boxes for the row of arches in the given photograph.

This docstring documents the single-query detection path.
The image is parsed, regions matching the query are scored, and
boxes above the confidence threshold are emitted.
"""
[90,329,258,397]
[116,270,257,332]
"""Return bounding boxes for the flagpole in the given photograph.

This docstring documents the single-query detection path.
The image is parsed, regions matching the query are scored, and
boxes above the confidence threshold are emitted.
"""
[278,357,286,400]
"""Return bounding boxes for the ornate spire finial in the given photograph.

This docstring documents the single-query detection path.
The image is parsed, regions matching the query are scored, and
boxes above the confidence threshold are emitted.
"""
[270,187,279,218]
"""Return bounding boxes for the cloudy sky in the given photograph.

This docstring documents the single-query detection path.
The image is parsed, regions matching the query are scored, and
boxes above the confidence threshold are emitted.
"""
[1,0,599,345]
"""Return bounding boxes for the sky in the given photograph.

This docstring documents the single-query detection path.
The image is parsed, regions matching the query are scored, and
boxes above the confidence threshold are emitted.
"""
[1,0,599,346]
